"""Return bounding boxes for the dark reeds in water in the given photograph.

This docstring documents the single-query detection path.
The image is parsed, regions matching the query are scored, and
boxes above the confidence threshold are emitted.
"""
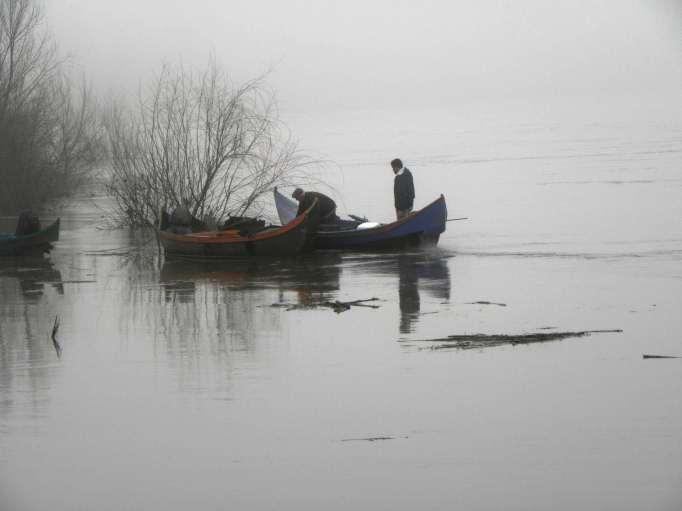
[404,329,623,350]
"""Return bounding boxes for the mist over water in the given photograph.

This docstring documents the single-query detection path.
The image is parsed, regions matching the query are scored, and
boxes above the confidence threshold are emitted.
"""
[288,98,682,259]
[2,1,682,509]
[47,1,682,111]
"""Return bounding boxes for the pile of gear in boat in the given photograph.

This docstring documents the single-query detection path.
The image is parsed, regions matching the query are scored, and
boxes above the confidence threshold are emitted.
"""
[162,189,368,236]
[14,210,42,236]
[161,200,268,236]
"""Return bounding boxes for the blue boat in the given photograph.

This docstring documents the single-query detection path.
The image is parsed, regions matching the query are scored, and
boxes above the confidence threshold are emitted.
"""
[274,189,447,250]
[0,218,60,256]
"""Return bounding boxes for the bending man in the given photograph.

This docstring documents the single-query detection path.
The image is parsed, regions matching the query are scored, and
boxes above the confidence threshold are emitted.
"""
[292,188,339,223]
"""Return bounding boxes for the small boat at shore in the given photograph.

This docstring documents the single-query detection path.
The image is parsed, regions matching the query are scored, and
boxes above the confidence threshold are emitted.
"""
[159,202,318,259]
[275,189,447,250]
[0,218,60,256]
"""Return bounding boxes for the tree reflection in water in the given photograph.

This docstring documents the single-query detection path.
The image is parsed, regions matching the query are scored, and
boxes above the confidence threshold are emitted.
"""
[159,253,342,307]
[118,254,344,375]
[118,250,449,392]
[0,256,65,427]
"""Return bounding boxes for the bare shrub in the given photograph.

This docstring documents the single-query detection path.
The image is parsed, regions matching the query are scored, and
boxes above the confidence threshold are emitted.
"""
[0,0,102,214]
[104,59,316,229]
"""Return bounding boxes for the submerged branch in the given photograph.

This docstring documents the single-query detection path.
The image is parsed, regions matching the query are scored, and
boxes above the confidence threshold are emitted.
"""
[50,314,61,358]
[270,297,380,313]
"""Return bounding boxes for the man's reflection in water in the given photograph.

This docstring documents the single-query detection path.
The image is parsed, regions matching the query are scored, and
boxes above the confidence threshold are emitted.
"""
[396,253,451,334]
[351,252,450,334]
[398,255,420,333]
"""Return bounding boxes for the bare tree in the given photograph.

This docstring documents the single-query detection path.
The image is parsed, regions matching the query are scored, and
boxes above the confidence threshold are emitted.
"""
[0,0,102,214]
[104,59,316,229]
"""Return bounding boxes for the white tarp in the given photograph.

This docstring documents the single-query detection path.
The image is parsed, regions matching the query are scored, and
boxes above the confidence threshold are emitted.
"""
[274,188,298,225]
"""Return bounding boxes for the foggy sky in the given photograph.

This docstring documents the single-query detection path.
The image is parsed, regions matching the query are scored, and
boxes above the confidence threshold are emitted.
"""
[47,0,682,111]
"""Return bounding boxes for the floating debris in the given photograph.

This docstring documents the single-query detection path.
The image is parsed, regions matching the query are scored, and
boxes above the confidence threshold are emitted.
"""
[42,279,96,285]
[403,329,622,350]
[467,301,507,307]
[642,354,679,359]
[83,248,133,257]
[50,315,62,358]
[340,436,406,442]
[270,298,380,313]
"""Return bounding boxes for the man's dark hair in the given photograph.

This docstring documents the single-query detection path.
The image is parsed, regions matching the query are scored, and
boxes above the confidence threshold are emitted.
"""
[390,158,403,169]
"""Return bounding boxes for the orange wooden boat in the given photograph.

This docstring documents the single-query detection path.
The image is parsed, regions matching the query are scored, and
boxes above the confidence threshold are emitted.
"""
[159,202,317,259]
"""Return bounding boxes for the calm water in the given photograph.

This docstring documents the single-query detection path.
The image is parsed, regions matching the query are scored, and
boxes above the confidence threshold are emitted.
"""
[1,99,681,510]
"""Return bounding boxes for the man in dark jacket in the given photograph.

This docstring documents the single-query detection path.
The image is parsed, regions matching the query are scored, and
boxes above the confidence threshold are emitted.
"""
[15,210,41,236]
[292,188,339,223]
[391,158,415,220]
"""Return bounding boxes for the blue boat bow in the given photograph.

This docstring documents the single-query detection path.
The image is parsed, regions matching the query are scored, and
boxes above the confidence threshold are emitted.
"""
[274,189,447,250]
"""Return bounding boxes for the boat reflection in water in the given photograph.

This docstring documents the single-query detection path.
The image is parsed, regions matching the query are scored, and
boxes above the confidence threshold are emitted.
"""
[154,254,343,359]
[0,256,64,301]
[159,251,449,337]
[159,253,342,304]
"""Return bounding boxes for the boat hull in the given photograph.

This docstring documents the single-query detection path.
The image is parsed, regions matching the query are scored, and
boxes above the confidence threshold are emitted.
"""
[159,204,317,259]
[0,218,60,256]
[275,190,446,251]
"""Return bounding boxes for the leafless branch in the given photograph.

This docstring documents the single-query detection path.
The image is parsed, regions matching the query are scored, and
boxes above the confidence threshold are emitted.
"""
[104,57,320,228]
[0,0,102,214]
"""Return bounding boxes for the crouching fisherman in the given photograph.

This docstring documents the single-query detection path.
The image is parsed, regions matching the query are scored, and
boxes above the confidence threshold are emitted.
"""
[15,210,41,236]
[164,198,206,234]
[292,188,339,224]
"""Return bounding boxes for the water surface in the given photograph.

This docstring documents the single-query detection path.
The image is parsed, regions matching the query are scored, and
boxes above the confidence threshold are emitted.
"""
[1,101,681,510]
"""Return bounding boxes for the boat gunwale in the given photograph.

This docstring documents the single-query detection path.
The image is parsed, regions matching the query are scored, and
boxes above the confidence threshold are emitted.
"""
[158,201,316,245]
[0,218,60,242]
[315,195,445,237]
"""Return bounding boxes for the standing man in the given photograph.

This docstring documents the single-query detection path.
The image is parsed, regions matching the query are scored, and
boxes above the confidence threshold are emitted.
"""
[391,158,415,220]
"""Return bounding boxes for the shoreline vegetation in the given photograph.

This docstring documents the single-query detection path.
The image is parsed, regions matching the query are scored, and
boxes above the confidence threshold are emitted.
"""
[0,0,102,215]
[0,0,315,227]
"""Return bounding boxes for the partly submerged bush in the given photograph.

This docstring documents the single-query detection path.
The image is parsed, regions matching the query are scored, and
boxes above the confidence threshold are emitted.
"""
[104,59,314,229]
